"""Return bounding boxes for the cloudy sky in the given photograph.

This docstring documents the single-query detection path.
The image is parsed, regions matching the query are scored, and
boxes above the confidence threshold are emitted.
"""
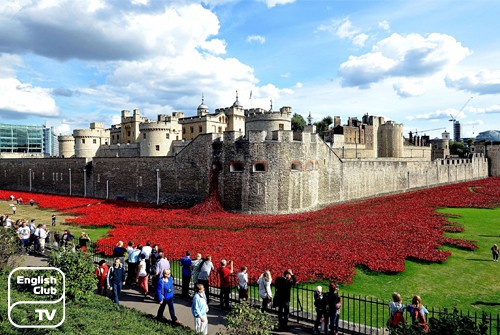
[1,0,499,138]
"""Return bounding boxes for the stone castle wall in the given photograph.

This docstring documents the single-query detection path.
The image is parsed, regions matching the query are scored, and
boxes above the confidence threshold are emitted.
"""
[0,131,489,214]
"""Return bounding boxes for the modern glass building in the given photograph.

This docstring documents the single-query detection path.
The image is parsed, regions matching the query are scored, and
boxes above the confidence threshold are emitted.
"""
[0,123,57,156]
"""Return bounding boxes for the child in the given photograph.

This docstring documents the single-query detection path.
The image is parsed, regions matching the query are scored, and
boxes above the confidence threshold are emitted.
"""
[94,260,109,296]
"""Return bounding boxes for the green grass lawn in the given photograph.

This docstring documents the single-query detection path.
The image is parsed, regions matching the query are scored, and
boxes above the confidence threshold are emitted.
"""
[337,207,500,315]
[0,201,111,241]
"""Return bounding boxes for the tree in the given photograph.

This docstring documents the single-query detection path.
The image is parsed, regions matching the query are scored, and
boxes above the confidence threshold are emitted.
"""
[314,116,333,139]
[291,113,306,132]
[450,141,467,157]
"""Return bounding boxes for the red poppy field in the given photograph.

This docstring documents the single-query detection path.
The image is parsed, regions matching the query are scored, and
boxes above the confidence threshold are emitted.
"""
[2,177,499,283]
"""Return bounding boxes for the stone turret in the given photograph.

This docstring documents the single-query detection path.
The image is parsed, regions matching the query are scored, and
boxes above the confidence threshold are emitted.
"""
[245,106,292,139]
[378,121,404,158]
[58,135,75,158]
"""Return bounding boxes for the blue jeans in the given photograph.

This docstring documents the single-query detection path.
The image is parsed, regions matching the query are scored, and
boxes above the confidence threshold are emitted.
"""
[157,298,177,322]
[112,282,122,304]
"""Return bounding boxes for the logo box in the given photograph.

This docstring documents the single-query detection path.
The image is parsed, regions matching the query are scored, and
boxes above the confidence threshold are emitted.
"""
[8,267,66,328]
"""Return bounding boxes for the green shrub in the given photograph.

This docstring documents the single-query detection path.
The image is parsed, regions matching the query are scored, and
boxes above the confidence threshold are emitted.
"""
[388,308,488,335]
[0,227,22,272]
[48,249,96,302]
[428,308,488,335]
[218,302,276,335]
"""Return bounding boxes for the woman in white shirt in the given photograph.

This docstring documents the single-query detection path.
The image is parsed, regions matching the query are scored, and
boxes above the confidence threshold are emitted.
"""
[237,266,248,301]
[257,270,272,310]
[136,252,149,298]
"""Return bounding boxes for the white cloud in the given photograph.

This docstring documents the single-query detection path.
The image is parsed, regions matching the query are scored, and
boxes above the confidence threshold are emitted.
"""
[259,0,296,8]
[317,17,369,47]
[352,33,368,47]
[408,108,466,121]
[378,20,390,31]
[469,104,500,114]
[0,1,223,60]
[200,39,227,55]
[339,33,471,88]
[0,78,59,117]
[393,79,425,97]
[54,123,72,135]
[246,35,266,44]
[445,69,500,95]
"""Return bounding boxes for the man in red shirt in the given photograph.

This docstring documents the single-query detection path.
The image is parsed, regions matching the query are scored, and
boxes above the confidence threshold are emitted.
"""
[217,259,233,310]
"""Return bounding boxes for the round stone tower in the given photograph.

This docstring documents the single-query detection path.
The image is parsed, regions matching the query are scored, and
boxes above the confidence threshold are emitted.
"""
[377,121,404,158]
[73,123,109,159]
[139,114,182,156]
[58,135,75,158]
[245,106,292,139]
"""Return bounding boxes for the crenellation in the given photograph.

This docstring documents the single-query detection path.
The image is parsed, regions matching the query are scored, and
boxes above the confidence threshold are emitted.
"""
[0,98,492,214]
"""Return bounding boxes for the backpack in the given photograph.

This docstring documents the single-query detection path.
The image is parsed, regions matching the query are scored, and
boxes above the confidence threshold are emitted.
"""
[415,309,429,333]
[392,311,405,326]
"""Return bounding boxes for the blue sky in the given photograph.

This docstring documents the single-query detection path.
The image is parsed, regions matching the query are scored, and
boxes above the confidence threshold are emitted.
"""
[0,0,499,139]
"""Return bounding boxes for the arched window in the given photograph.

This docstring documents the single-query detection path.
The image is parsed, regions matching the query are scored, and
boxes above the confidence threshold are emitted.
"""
[305,161,314,171]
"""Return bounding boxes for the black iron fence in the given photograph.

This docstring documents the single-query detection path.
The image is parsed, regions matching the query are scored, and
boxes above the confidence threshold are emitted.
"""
[59,241,499,335]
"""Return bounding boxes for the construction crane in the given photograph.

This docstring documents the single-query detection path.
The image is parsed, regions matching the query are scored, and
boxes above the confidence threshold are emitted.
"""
[414,127,446,136]
[449,97,473,141]
[449,96,473,123]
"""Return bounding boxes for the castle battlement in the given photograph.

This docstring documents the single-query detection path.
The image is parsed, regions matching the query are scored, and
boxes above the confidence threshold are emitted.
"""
[245,106,292,119]
[73,128,109,138]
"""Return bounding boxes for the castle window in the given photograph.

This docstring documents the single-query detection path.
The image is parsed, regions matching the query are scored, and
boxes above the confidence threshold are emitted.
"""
[199,126,203,133]
[253,162,266,172]
[93,139,97,144]
[183,128,186,134]
[176,136,179,140]
[143,133,147,139]
[82,139,85,144]
[305,162,314,171]
[218,127,222,133]
[117,135,120,140]
[166,134,170,139]
[155,145,160,151]
[279,124,284,130]
[112,135,114,140]
[127,131,131,136]
[230,162,244,172]
[190,127,194,133]
[290,161,301,171]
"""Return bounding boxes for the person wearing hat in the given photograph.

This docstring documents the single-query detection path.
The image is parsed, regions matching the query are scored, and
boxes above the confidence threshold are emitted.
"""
[274,268,297,331]
[314,285,327,334]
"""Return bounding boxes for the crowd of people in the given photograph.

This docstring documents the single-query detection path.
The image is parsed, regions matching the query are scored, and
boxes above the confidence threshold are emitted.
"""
[2,196,487,335]
[93,238,355,334]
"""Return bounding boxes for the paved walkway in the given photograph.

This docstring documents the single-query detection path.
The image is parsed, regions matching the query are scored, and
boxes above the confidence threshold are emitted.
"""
[19,254,315,335]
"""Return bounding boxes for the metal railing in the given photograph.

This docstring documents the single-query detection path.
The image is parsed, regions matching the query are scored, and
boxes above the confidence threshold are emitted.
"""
[72,242,499,335]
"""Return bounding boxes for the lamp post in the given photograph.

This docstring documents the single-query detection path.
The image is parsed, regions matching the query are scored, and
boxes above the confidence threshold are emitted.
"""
[68,168,72,195]
[29,168,32,192]
[156,169,160,205]
[106,180,109,199]
[83,168,87,197]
